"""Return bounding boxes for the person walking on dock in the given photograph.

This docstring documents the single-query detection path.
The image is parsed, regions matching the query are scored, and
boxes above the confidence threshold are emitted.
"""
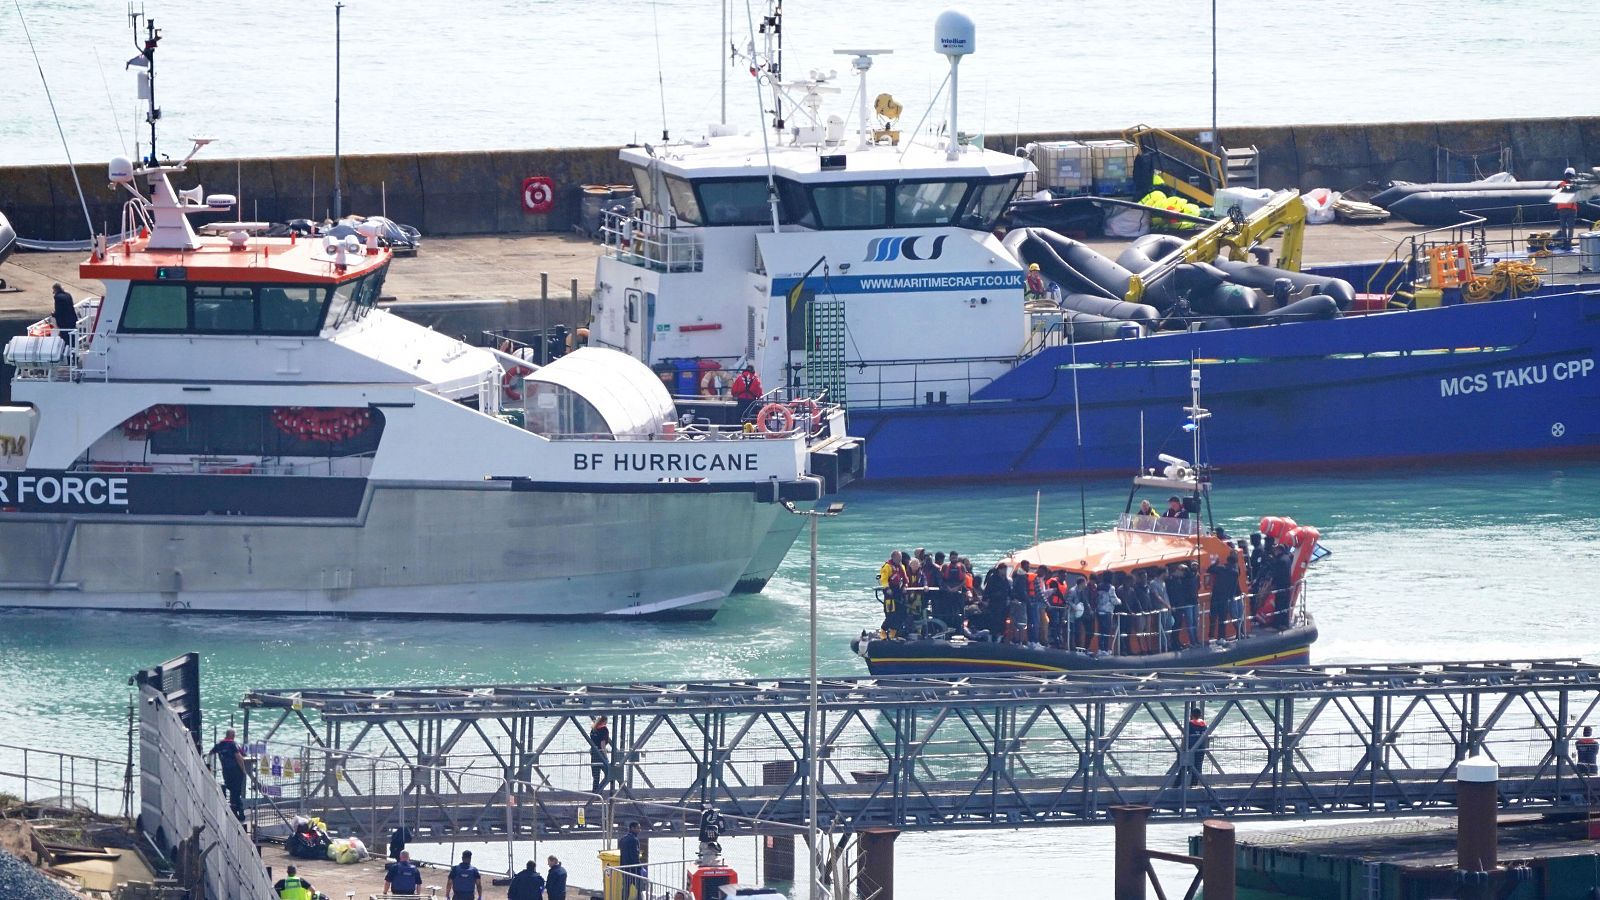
[508,860,545,900]
[447,849,482,900]
[274,865,314,900]
[620,821,646,900]
[206,728,248,820]
[545,856,567,900]
[385,849,424,895]
[589,716,612,793]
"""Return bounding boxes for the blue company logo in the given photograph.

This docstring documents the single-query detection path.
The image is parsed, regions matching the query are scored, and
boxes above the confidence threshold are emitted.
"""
[864,235,948,262]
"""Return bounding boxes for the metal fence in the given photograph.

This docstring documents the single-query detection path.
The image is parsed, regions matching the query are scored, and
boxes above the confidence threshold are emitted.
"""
[139,682,276,899]
[0,742,130,818]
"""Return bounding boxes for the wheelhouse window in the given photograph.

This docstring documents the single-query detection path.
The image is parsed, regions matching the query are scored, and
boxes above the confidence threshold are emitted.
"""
[696,178,774,226]
[963,177,1021,230]
[191,286,255,332]
[777,179,817,228]
[121,284,188,330]
[120,281,339,336]
[258,287,326,334]
[664,175,703,225]
[894,180,971,226]
[629,164,658,209]
[328,264,388,328]
[812,182,888,229]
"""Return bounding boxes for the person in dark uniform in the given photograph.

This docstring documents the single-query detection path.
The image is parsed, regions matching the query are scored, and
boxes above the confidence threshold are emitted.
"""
[207,728,248,820]
[619,821,645,900]
[1270,544,1294,630]
[446,849,481,900]
[1206,553,1240,642]
[588,716,611,793]
[545,855,567,900]
[508,860,545,900]
[1162,496,1188,519]
[51,283,76,333]
[384,849,424,895]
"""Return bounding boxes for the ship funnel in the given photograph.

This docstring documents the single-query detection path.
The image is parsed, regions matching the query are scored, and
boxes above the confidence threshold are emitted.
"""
[933,10,975,161]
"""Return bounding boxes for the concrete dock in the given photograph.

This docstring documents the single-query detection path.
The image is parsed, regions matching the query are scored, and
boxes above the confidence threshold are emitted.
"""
[0,219,1535,324]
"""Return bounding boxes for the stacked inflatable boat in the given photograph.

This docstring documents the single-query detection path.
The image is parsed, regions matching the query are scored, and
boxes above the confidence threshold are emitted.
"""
[1004,227,1353,336]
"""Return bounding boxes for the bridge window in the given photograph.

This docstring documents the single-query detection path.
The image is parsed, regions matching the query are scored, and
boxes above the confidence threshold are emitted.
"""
[121,284,189,331]
[813,182,888,229]
[696,178,773,226]
[328,264,389,328]
[629,164,657,208]
[665,175,703,225]
[894,180,971,226]
[962,177,1021,230]
[259,287,326,333]
[191,286,255,333]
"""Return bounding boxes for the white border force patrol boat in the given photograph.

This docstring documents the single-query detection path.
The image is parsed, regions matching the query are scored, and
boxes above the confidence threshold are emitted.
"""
[0,25,838,618]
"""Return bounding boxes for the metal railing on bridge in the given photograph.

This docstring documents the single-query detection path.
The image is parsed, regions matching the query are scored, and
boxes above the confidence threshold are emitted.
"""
[239,658,1600,841]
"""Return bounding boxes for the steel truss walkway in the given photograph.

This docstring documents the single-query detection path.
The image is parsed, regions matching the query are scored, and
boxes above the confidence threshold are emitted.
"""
[240,659,1600,843]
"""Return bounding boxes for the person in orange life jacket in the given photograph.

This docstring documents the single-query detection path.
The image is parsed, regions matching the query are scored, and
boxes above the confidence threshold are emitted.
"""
[1577,725,1598,775]
[1024,263,1049,301]
[1042,569,1068,648]
[879,551,909,637]
[730,365,763,401]
[1011,561,1042,646]
[1555,167,1579,250]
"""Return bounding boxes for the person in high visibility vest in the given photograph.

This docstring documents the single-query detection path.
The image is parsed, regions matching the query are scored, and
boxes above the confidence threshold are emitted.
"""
[274,865,314,900]
[1555,167,1580,250]
[730,365,763,401]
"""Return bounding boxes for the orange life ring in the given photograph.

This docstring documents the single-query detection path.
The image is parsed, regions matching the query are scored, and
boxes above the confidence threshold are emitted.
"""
[26,321,53,337]
[700,368,733,397]
[502,365,533,402]
[756,402,795,435]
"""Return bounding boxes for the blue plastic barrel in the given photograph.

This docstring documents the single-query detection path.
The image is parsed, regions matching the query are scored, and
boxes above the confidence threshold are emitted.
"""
[674,358,701,396]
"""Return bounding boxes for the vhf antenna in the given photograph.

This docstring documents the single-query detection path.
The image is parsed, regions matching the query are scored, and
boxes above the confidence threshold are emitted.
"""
[127,3,161,166]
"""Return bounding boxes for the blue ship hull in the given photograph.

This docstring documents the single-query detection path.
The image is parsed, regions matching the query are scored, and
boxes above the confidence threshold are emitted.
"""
[850,291,1600,481]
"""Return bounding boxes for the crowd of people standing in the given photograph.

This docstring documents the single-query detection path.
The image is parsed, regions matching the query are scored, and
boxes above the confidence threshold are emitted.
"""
[873,525,1301,657]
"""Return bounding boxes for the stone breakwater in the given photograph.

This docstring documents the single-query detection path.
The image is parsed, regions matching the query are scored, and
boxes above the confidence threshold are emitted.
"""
[2,116,1595,241]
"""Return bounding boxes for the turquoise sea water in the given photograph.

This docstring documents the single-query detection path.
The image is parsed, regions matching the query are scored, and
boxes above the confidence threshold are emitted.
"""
[0,0,1589,167]
[1,460,1596,895]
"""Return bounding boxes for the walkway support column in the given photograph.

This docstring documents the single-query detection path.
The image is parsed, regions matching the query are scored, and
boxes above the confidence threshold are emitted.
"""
[1111,804,1152,900]
[856,828,898,900]
[761,761,795,882]
[1201,819,1236,900]
[1456,755,1499,900]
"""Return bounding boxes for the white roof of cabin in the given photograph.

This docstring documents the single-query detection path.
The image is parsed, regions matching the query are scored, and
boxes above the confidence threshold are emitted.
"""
[620,134,1032,182]
[524,347,675,436]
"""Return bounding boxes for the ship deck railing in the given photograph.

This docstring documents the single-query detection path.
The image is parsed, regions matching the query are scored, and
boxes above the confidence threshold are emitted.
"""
[72,452,377,478]
[599,210,704,273]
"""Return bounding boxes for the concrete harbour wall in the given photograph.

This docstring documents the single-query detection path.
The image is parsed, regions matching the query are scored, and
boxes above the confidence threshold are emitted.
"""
[1,116,1595,241]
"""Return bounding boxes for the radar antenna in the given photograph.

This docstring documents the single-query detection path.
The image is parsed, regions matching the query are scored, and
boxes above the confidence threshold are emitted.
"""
[835,49,893,150]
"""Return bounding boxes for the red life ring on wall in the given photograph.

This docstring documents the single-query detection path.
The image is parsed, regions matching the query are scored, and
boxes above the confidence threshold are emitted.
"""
[522,177,556,215]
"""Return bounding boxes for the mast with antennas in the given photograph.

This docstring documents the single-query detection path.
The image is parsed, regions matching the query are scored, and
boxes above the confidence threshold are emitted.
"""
[125,6,162,165]
[835,49,893,150]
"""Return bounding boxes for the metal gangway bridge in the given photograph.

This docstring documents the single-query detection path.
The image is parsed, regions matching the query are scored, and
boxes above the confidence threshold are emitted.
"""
[238,658,1600,844]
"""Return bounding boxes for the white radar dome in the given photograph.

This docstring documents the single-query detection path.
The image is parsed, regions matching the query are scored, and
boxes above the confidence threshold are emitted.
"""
[108,156,135,184]
[934,9,975,56]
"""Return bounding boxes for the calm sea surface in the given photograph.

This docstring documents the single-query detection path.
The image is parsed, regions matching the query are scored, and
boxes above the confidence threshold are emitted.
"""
[1,461,1596,895]
[3,2,1597,894]
[0,1,1589,167]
